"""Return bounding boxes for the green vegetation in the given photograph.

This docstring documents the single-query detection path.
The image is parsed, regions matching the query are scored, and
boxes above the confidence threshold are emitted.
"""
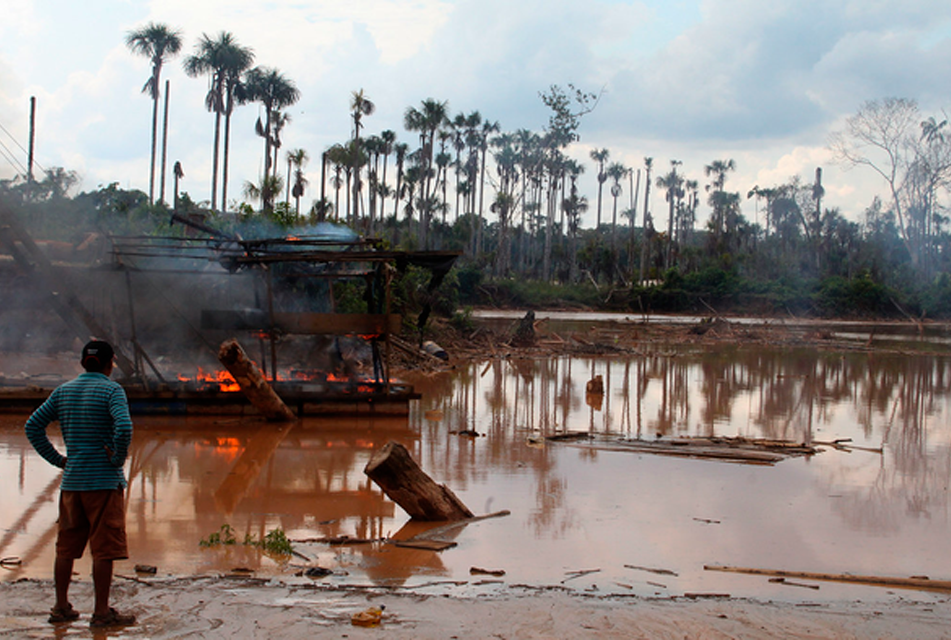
[4,21,951,320]
[199,524,294,557]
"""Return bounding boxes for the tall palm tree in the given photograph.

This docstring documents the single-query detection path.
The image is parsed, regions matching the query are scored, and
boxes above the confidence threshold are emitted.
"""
[126,22,183,205]
[269,111,292,182]
[172,161,184,210]
[244,67,300,211]
[219,36,254,214]
[640,157,654,283]
[607,162,626,255]
[378,130,396,223]
[286,148,309,216]
[704,158,736,239]
[656,160,684,268]
[404,99,449,247]
[392,142,409,224]
[589,148,610,229]
[184,32,254,213]
[350,89,375,224]
[476,118,500,256]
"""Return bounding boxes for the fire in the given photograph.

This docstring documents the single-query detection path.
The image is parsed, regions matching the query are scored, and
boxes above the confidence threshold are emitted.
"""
[178,367,241,392]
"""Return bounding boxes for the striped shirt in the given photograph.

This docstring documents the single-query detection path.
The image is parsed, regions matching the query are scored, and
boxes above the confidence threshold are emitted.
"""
[25,372,133,491]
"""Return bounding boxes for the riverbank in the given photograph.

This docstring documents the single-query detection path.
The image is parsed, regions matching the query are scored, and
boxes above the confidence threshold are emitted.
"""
[2,574,949,639]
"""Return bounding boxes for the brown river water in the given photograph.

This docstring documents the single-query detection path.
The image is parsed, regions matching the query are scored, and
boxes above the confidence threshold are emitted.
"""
[2,338,951,605]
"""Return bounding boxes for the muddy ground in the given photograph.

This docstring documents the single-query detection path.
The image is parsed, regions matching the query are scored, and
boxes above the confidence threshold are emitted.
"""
[2,574,950,639]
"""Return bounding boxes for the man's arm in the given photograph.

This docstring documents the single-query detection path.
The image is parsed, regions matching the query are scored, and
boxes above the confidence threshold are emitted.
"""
[108,386,133,466]
[24,394,66,469]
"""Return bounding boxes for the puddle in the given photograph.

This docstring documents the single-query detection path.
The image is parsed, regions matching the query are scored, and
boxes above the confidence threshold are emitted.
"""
[2,345,951,605]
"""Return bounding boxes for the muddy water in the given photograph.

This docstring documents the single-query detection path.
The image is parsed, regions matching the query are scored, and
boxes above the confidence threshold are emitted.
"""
[3,345,951,604]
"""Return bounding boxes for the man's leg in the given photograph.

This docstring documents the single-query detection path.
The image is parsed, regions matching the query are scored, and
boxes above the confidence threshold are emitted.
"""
[53,555,74,610]
[91,558,114,617]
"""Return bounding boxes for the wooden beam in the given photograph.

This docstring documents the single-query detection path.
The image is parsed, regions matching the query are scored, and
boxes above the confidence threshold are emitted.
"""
[217,339,296,422]
[705,565,951,592]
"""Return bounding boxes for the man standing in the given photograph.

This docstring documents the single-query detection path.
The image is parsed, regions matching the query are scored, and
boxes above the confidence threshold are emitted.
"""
[25,340,136,628]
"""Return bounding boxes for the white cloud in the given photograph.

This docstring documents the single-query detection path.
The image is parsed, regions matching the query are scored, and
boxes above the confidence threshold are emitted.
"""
[1,0,950,228]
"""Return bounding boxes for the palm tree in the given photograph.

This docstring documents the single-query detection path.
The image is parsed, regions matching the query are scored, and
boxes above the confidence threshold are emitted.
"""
[286,149,309,217]
[404,99,449,247]
[656,160,684,267]
[639,157,654,283]
[589,148,610,229]
[126,22,183,205]
[244,67,300,211]
[183,32,254,213]
[219,36,254,214]
[172,161,184,210]
[243,175,284,214]
[269,111,292,183]
[392,142,409,224]
[704,158,736,238]
[476,118,500,256]
[378,130,396,224]
[607,162,626,255]
[349,89,375,224]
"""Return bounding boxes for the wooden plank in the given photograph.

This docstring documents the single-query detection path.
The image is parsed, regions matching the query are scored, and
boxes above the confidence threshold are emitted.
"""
[705,565,951,592]
[394,539,458,551]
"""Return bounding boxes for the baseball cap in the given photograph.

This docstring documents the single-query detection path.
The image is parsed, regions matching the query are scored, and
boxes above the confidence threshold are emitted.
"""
[81,340,115,370]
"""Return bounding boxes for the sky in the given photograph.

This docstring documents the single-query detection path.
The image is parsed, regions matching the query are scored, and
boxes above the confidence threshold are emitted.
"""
[1,0,950,231]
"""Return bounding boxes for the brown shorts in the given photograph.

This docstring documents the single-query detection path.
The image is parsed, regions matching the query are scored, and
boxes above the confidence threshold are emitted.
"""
[56,489,129,561]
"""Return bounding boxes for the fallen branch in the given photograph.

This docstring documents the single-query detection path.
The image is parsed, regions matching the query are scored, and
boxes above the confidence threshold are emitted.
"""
[623,564,679,577]
[705,565,951,592]
[404,510,511,542]
[561,568,601,583]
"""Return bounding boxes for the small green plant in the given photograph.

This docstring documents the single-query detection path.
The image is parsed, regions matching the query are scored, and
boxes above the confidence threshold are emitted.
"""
[199,524,293,557]
[259,528,294,556]
[199,524,237,547]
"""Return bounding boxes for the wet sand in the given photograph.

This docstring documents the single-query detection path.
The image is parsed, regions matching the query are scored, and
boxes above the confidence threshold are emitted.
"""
[2,574,949,639]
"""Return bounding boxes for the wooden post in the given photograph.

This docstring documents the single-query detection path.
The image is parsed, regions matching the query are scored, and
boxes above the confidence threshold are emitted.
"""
[218,339,296,422]
[364,441,473,521]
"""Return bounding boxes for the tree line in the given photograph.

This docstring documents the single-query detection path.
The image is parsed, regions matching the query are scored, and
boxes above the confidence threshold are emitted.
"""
[3,22,951,319]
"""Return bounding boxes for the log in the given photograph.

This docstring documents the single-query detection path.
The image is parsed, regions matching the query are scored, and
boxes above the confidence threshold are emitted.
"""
[218,339,296,422]
[364,441,473,521]
[704,565,951,593]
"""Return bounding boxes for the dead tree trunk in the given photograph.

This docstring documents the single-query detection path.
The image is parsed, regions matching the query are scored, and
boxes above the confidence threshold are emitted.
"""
[218,339,296,422]
[364,441,473,521]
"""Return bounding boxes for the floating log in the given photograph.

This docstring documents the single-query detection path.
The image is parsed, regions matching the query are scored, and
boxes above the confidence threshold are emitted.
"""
[218,339,296,422]
[364,441,473,521]
[549,434,818,465]
[705,565,951,592]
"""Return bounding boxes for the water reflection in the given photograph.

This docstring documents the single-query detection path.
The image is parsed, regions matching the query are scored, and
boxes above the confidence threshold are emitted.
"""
[2,346,951,601]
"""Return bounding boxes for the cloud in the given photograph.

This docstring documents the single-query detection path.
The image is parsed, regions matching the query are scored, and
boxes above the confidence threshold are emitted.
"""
[2,0,950,226]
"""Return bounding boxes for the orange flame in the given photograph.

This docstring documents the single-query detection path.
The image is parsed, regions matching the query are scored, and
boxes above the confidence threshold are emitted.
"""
[179,367,241,392]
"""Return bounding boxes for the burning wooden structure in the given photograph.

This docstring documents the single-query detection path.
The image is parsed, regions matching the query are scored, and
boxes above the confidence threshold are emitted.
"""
[0,201,459,416]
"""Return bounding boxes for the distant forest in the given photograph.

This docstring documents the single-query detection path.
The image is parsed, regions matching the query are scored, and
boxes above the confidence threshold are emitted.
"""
[2,20,950,319]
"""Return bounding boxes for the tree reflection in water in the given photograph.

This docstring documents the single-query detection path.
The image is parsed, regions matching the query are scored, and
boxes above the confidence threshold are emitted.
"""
[4,346,951,594]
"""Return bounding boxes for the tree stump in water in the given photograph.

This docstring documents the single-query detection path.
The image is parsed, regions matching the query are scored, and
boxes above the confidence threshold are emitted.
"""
[511,310,536,347]
[364,441,473,521]
[218,339,296,422]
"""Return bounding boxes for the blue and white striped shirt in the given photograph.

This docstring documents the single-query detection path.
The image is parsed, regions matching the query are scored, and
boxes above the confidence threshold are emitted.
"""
[25,372,133,491]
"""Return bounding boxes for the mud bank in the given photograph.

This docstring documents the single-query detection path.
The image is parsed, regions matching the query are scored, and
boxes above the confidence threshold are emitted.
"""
[2,576,950,639]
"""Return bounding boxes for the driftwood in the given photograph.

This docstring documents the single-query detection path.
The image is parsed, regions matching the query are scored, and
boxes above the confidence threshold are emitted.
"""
[365,441,473,521]
[218,339,296,422]
[705,565,951,592]
[548,434,818,465]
